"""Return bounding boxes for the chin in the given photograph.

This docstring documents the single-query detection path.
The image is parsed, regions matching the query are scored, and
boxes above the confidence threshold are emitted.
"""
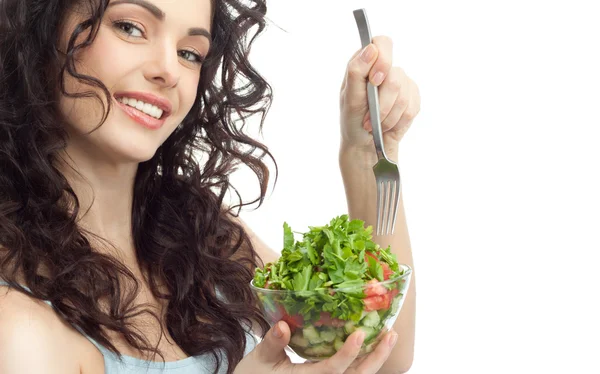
[101,137,161,164]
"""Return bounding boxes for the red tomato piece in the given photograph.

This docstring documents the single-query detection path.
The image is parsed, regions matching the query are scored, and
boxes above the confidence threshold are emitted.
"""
[381,263,393,280]
[280,313,303,332]
[365,279,388,297]
[364,295,387,311]
[277,306,303,332]
[314,312,346,327]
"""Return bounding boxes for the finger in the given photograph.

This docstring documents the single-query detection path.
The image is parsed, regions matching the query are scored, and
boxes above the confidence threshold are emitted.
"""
[369,36,394,86]
[353,331,398,374]
[341,48,363,92]
[343,36,393,112]
[364,69,408,133]
[312,330,365,373]
[394,80,421,132]
[254,321,291,364]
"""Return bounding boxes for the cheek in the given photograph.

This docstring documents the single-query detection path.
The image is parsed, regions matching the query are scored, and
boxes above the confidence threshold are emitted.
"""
[179,78,201,119]
[57,29,133,131]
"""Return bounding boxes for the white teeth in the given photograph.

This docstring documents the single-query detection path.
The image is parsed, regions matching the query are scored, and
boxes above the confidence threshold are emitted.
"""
[116,96,164,119]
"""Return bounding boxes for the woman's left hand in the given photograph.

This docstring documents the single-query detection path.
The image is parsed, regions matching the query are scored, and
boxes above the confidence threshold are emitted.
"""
[339,35,421,156]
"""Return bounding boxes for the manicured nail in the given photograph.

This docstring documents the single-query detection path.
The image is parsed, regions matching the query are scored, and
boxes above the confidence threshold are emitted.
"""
[273,322,283,338]
[388,332,398,347]
[361,45,375,62]
[355,331,366,347]
[372,71,385,86]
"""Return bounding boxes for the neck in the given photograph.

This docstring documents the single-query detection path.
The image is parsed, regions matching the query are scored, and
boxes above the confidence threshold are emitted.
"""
[56,146,139,258]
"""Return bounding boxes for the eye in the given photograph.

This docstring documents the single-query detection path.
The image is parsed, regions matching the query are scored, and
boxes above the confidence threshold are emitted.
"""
[178,50,205,65]
[113,20,144,38]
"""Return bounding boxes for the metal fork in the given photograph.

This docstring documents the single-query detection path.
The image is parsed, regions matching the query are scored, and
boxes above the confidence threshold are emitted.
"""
[353,8,401,236]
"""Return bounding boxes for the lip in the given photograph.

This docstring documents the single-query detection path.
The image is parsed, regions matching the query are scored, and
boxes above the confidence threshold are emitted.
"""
[113,91,173,130]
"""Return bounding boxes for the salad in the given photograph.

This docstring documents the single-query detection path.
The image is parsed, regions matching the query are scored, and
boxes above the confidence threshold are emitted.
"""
[252,215,410,359]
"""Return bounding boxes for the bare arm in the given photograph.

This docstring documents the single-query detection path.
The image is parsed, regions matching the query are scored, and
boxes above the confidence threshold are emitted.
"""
[0,287,80,374]
[339,147,416,374]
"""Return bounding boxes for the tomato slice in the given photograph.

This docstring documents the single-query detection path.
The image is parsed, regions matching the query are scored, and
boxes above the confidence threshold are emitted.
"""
[365,286,401,311]
[364,295,387,311]
[314,312,346,327]
[365,279,388,297]
[281,313,303,332]
[381,263,393,280]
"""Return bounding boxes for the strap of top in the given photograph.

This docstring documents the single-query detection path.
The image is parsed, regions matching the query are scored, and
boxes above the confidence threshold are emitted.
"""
[0,279,53,307]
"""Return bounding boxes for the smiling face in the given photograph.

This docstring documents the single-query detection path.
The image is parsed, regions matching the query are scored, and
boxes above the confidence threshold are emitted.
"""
[58,0,213,164]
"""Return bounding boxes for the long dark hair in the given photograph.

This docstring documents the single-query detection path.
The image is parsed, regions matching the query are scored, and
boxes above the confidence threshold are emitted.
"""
[0,0,274,372]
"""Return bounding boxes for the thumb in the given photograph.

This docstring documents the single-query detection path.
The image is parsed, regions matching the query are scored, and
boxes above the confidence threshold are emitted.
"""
[343,38,392,112]
[255,321,291,363]
[343,43,379,111]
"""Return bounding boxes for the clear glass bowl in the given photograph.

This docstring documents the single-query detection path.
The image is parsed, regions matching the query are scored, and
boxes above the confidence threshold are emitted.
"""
[250,264,412,361]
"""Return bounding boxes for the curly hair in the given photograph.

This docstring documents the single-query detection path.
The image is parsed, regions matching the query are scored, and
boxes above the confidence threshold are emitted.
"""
[0,0,275,372]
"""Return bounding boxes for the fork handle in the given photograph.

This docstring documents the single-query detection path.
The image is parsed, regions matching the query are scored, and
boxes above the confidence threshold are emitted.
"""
[353,9,387,161]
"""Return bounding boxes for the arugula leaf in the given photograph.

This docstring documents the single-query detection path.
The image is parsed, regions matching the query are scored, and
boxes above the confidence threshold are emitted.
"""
[367,255,384,281]
[292,265,312,291]
[283,222,294,250]
[305,241,318,265]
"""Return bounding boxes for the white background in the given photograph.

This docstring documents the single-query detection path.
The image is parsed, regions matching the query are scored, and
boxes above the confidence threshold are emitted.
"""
[229,0,600,373]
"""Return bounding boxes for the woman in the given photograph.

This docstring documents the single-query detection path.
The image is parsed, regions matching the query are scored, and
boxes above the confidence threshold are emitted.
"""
[0,0,420,373]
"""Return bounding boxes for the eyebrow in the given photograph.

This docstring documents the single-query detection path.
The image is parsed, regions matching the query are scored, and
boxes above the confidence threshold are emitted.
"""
[108,0,212,44]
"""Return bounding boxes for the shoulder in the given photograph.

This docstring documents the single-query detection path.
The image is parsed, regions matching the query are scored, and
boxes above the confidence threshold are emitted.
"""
[0,286,80,373]
[228,213,280,265]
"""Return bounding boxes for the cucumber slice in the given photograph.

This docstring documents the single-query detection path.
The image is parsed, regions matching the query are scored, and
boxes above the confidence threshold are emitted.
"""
[344,320,357,334]
[358,326,378,342]
[320,328,337,343]
[362,341,377,354]
[333,336,345,351]
[336,328,345,338]
[303,326,323,345]
[361,311,380,327]
[290,332,310,348]
[305,343,335,357]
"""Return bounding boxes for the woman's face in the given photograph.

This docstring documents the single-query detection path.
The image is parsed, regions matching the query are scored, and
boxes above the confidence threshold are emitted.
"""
[58,0,213,164]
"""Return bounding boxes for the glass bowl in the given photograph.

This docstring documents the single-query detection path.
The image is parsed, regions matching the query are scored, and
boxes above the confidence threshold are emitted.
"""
[250,264,412,361]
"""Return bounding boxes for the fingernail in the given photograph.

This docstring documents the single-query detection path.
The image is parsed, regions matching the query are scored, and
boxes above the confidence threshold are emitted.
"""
[361,45,375,62]
[273,322,283,338]
[355,331,365,347]
[388,332,398,347]
[372,71,385,86]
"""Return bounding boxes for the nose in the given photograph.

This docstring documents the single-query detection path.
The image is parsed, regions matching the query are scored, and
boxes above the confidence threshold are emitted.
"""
[142,42,180,88]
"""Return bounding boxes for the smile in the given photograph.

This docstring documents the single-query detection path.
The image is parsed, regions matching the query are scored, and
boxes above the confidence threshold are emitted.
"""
[112,91,173,130]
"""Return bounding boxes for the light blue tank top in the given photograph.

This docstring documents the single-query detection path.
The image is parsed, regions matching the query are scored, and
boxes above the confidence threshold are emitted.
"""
[0,280,257,373]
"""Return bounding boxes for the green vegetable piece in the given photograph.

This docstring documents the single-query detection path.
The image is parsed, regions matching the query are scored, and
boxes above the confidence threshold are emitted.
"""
[320,328,337,343]
[358,326,378,342]
[305,344,335,357]
[361,311,381,327]
[293,266,313,291]
[303,325,323,345]
[290,332,310,348]
[333,336,345,351]
[367,255,384,281]
[283,222,294,250]
[344,320,357,334]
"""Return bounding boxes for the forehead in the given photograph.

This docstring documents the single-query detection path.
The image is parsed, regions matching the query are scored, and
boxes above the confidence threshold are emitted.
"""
[107,0,213,29]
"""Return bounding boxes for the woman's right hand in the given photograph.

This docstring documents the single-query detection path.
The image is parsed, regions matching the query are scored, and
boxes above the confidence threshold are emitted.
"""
[234,321,398,374]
